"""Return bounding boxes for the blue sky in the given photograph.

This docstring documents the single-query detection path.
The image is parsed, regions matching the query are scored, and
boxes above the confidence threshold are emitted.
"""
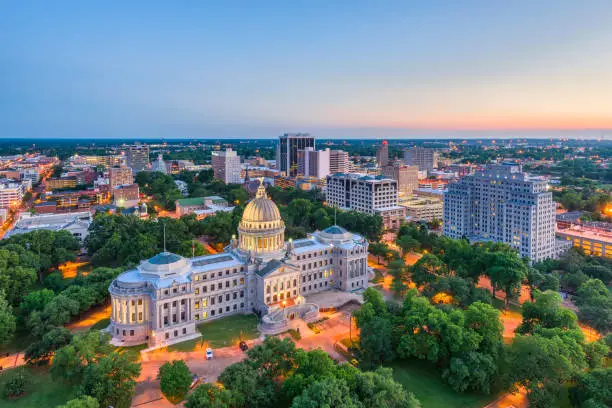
[2,1,612,139]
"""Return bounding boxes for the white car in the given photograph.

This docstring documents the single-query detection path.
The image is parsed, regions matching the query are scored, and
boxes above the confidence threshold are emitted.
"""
[206,348,213,360]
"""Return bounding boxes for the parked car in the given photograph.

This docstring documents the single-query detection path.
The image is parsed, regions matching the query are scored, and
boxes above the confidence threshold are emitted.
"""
[239,341,248,351]
[206,348,213,360]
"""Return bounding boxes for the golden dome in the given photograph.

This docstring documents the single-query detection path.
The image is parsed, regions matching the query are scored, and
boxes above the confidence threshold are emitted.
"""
[241,181,282,224]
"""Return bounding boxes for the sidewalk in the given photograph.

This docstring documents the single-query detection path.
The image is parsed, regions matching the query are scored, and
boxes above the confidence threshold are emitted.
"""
[0,352,25,371]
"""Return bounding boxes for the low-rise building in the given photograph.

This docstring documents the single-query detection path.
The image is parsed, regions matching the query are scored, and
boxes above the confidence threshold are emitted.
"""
[46,177,78,190]
[5,211,92,241]
[556,226,611,258]
[175,196,230,217]
[113,184,140,208]
[399,196,443,222]
[0,181,24,209]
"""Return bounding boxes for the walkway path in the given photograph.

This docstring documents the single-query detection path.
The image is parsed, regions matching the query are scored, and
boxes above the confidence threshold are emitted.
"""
[0,352,25,371]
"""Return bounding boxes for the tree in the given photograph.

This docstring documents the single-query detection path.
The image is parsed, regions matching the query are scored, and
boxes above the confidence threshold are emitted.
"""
[25,327,72,364]
[397,235,420,256]
[486,251,527,308]
[505,335,575,408]
[19,289,55,316]
[0,291,16,346]
[569,368,612,408]
[51,331,113,383]
[185,383,238,408]
[246,337,297,379]
[311,208,332,230]
[220,361,277,408]
[517,291,579,335]
[291,377,359,408]
[158,360,193,403]
[80,352,141,408]
[368,242,389,265]
[359,316,395,367]
[388,259,407,296]
[442,352,497,394]
[57,396,99,408]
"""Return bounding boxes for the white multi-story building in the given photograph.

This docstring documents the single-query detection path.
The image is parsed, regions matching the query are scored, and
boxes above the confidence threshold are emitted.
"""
[0,181,24,209]
[443,164,556,262]
[151,154,168,174]
[108,181,369,348]
[126,143,150,172]
[109,166,134,189]
[297,147,330,179]
[329,150,350,174]
[399,196,443,222]
[326,173,406,229]
[6,211,92,241]
[212,148,241,184]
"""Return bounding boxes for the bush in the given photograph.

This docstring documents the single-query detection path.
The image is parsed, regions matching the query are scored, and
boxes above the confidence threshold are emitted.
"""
[2,369,29,399]
[288,329,301,340]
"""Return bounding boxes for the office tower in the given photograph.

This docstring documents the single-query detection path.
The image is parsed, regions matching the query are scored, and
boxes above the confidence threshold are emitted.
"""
[0,181,24,209]
[329,150,349,174]
[443,164,556,262]
[212,148,242,184]
[326,173,406,229]
[381,162,419,194]
[376,140,389,167]
[297,147,330,179]
[109,166,134,189]
[404,146,438,172]
[126,143,150,172]
[276,133,315,177]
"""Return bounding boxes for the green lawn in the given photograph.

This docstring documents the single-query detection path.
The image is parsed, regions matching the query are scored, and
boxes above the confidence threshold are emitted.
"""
[90,318,111,331]
[388,360,497,408]
[169,314,259,352]
[0,366,74,407]
[113,343,147,362]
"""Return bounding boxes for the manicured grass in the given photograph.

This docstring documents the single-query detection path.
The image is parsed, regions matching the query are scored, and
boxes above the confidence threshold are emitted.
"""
[169,314,259,352]
[0,366,74,407]
[114,343,147,362]
[388,360,497,408]
[90,317,111,331]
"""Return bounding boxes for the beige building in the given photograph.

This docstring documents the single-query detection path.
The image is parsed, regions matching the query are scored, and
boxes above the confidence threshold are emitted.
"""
[108,181,369,348]
[329,150,350,174]
[212,148,242,184]
[381,163,419,194]
[109,166,134,189]
[556,226,611,258]
[399,196,443,222]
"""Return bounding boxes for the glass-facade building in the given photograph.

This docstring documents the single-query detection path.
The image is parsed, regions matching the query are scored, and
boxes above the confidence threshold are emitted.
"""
[277,133,315,177]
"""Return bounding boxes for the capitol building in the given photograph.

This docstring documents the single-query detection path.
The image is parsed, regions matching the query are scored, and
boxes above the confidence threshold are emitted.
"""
[108,181,370,348]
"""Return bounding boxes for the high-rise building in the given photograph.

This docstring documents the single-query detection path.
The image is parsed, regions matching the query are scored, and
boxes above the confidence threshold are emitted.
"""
[326,173,406,229]
[277,133,315,177]
[297,147,330,179]
[404,146,437,172]
[381,162,419,194]
[126,143,150,172]
[329,150,349,174]
[443,164,556,262]
[376,140,389,167]
[212,148,242,184]
[0,181,24,209]
[109,166,134,189]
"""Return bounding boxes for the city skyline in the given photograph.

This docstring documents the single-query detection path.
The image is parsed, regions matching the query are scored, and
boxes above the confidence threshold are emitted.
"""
[3,1,612,139]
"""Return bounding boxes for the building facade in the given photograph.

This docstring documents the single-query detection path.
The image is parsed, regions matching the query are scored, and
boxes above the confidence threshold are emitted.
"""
[376,140,389,167]
[126,143,150,172]
[109,166,134,189]
[151,154,168,174]
[6,211,92,241]
[277,133,315,177]
[212,148,242,184]
[399,196,443,222]
[326,173,406,229]
[404,146,438,172]
[329,150,350,174]
[108,182,369,348]
[0,181,24,209]
[443,164,556,262]
[297,147,330,179]
[556,226,611,258]
[381,163,419,194]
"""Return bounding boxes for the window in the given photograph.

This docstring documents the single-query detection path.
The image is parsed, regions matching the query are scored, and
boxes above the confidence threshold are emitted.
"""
[195,301,200,309]
[165,333,169,339]
[130,330,134,336]
[138,299,143,305]
[163,303,168,309]
[138,312,143,321]
[164,290,169,295]
[195,288,200,295]
[173,288,178,293]
[240,290,244,298]
[218,296,223,303]
[202,298,208,307]
[174,330,178,337]
[183,328,187,334]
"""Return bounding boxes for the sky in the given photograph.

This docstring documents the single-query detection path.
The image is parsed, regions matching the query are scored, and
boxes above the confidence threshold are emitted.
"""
[2,1,612,140]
